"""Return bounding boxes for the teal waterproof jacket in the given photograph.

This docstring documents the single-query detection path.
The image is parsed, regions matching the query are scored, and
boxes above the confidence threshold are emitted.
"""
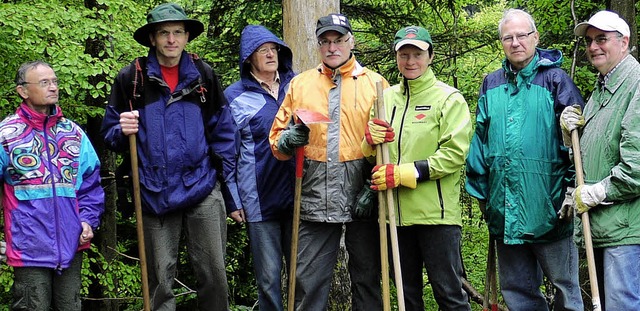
[465,49,584,244]
[382,68,472,226]
[576,55,640,248]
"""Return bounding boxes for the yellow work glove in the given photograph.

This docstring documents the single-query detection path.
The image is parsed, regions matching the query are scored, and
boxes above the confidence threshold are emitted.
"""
[361,137,377,158]
[560,105,585,147]
[365,119,395,145]
[558,187,575,221]
[370,163,417,191]
[573,183,607,214]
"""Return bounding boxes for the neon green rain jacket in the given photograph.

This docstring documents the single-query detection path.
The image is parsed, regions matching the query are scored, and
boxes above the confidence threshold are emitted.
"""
[382,68,472,226]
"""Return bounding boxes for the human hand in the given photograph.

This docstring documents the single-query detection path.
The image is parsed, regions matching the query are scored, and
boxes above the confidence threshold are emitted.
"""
[277,123,310,155]
[229,209,246,224]
[0,241,6,262]
[79,222,94,245]
[558,187,575,221]
[371,163,417,191]
[573,183,607,215]
[120,110,139,136]
[560,105,584,147]
[365,119,394,145]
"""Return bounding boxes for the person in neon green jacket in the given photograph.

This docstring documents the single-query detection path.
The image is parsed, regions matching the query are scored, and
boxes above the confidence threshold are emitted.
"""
[363,25,472,311]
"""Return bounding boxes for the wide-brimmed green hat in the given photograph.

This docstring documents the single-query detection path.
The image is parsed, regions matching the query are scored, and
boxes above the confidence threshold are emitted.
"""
[393,26,433,51]
[133,3,204,47]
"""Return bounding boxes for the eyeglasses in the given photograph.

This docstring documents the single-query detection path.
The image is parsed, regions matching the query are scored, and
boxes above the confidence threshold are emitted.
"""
[500,31,535,44]
[318,35,351,47]
[256,46,280,55]
[585,34,621,46]
[156,29,187,38]
[21,79,59,88]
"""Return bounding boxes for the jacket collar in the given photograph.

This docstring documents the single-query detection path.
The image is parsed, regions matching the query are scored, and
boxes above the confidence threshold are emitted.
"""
[17,102,62,131]
[400,67,436,95]
[318,54,364,79]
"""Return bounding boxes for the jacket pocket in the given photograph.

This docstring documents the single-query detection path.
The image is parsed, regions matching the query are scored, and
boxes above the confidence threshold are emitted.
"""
[182,161,209,187]
[139,165,164,192]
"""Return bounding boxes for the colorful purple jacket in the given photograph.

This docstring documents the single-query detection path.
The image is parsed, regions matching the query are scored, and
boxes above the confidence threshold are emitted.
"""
[0,103,104,269]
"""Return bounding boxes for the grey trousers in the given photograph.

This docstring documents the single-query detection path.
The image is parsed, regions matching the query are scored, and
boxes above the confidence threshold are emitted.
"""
[143,185,229,311]
[294,220,382,311]
[11,252,83,311]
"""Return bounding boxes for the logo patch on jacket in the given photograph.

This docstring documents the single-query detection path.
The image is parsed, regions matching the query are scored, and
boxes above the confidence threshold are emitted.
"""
[413,106,431,123]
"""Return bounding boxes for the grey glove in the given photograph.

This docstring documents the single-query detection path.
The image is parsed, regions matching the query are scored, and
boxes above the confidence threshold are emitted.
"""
[353,180,377,219]
[0,241,6,262]
[558,187,575,221]
[277,123,310,156]
[560,105,584,147]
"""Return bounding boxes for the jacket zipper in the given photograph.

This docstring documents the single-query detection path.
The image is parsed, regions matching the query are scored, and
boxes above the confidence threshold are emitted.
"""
[394,82,411,224]
[44,115,63,271]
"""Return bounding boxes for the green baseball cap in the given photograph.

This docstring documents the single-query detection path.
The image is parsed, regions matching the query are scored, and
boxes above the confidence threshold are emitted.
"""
[134,3,204,47]
[394,26,433,51]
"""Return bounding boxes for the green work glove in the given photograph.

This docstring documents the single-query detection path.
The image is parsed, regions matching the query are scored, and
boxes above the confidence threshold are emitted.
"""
[560,105,584,147]
[353,180,377,219]
[277,123,310,156]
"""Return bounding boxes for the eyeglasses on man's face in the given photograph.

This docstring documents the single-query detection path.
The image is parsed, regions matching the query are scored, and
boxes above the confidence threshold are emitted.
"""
[21,79,59,88]
[500,30,535,44]
[318,35,351,47]
[585,34,621,47]
[156,29,187,38]
[256,45,280,55]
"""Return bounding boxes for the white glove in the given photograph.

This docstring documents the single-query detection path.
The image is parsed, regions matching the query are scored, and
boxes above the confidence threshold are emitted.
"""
[560,105,584,147]
[574,183,609,214]
[0,241,6,262]
[558,187,574,220]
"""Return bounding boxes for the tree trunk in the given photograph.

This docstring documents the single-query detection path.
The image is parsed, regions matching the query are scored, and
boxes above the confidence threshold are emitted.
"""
[82,1,118,310]
[608,0,638,59]
[282,0,339,72]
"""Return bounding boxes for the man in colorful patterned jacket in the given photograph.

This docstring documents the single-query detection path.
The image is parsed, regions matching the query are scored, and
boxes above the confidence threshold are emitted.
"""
[1,60,104,310]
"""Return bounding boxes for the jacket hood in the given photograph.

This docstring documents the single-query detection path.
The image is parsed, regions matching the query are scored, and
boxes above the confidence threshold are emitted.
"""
[239,25,293,78]
[502,48,563,81]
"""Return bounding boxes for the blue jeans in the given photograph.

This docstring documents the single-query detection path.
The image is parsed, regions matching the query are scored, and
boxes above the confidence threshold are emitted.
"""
[247,218,292,311]
[294,220,381,311]
[11,252,83,311]
[143,186,229,311]
[396,225,470,311]
[595,245,640,310]
[496,236,583,311]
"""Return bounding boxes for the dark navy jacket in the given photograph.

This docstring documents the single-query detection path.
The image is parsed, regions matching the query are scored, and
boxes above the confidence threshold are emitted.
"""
[101,50,239,215]
[224,25,295,222]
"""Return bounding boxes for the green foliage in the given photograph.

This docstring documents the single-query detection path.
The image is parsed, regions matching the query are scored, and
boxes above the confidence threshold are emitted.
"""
[0,0,636,309]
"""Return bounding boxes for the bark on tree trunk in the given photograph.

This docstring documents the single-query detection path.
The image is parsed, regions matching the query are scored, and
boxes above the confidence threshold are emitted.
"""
[282,0,339,72]
[608,0,638,59]
[83,1,118,310]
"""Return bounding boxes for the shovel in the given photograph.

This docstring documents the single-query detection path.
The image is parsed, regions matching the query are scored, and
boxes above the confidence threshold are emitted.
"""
[483,236,498,311]
[571,130,602,311]
[287,109,331,311]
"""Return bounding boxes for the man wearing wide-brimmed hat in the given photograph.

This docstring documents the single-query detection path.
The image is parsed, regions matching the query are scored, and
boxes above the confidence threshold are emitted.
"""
[101,3,239,310]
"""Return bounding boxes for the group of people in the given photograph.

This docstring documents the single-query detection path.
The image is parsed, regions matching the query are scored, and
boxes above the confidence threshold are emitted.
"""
[0,2,638,311]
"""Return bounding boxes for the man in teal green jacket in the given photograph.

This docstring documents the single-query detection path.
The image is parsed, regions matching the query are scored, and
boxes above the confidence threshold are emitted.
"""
[562,10,640,310]
[465,9,584,311]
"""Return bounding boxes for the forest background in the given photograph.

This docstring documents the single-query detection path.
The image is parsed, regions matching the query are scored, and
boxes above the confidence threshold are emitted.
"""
[0,0,638,310]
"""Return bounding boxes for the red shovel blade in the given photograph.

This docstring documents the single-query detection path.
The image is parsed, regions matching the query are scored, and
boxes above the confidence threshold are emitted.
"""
[294,108,331,125]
